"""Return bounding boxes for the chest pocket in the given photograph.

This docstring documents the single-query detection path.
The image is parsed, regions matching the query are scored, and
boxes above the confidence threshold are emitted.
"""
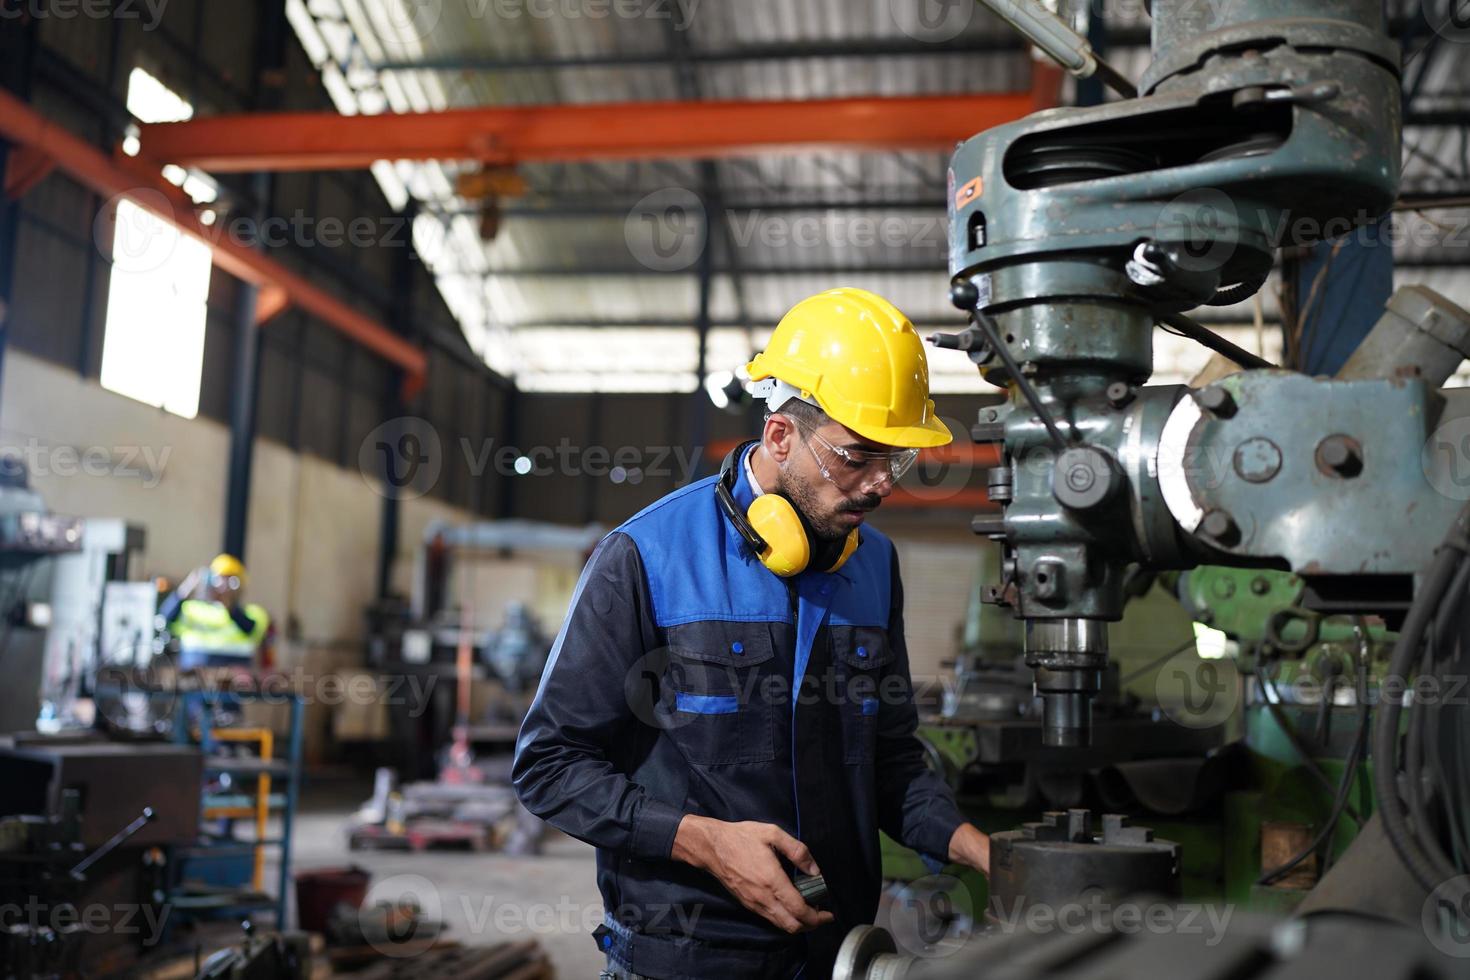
[834,626,895,765]
[663,622,778,766]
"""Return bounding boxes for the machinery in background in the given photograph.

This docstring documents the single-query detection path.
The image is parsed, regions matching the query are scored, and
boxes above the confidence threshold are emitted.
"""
[845,0,1470,973]
[835,896,1457,980]
[351,521,598,856]
[482,601,551,697]
[37,518,149,733]
[366,520,601,780]
[0,457,84,734]
[921,549,1229,819]
[904,0,1470,963]
[0,741,201,978]
[938,0,1460,751]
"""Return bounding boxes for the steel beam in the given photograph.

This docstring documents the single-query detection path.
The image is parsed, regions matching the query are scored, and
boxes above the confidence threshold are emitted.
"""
[0,88,428,392]
[369,34,1063,73]
[136,94,1038,173]
[473,196,945,219]
[223,0,288,563]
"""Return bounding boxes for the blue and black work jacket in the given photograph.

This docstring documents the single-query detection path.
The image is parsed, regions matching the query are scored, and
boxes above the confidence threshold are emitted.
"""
[512,445,968,979]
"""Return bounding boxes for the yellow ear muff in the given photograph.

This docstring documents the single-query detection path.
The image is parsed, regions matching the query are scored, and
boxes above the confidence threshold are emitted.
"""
[825,528,860,573]
[746,494,861,577]
[747,494,810,577]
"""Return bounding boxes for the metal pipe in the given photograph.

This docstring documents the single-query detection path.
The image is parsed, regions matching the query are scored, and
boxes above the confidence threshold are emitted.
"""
[977,0,1138,98]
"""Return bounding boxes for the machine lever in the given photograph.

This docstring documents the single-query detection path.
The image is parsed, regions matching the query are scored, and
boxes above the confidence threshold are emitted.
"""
[976,0,1138,98]
[70,807,155,880]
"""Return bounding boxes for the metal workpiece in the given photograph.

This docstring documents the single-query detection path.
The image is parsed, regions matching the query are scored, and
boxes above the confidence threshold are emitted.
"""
[841,902,1460,980]
[1337,286,1470,388]
[833,925,915,980]
[1157,371,1470,577]
[988,809,1182,914]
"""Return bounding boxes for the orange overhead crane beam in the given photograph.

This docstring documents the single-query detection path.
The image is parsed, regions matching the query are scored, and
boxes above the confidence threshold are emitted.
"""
[5,78,1052,394]
[136,93,1039,173]
[0,88,429,394]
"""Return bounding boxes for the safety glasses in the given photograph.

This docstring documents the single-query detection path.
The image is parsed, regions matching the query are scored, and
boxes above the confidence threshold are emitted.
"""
[787,418,919,490]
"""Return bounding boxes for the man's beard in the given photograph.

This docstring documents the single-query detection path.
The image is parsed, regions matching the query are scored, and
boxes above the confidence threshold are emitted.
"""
[775,467,881,542]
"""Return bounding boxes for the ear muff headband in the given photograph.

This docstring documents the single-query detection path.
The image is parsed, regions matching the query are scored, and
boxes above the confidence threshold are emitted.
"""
[715,441,858,578]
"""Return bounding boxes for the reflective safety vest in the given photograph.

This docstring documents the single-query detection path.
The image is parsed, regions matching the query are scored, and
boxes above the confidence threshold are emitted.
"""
[170,599,270,660]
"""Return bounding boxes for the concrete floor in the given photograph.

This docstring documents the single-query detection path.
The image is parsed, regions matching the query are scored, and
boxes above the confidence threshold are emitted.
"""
[279,785,607,978]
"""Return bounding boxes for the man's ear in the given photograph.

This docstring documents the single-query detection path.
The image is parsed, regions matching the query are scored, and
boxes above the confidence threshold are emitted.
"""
[762,413,797,463]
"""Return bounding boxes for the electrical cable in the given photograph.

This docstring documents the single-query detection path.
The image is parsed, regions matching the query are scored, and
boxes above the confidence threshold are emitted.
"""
[1293,240,1347,370]
[1449,594,1470,867]
[1371,500,1470,895]
[1119,636,1201,686]
[1257,621,1371,885]
[1157,312,1277,370]
[1206,268,1271,307]
[1404,624,1457,879]
[1257,656,1363,825]
[1428,645,1470,870]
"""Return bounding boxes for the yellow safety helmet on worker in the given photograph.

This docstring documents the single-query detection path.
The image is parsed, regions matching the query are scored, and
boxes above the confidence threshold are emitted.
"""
[727,287,951,578]
[746,286,953,451]
[209,553,248,589]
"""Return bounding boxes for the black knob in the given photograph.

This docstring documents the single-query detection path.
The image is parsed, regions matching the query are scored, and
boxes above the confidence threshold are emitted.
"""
[794,873,829,909]
[950,279,980,311]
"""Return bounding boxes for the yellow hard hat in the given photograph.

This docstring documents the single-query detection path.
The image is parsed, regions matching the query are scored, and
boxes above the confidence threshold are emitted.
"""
[746,288,953,449]
[210,553,247,584]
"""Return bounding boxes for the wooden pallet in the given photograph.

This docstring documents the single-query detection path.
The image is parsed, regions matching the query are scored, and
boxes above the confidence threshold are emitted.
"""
[348,820,490,852]
[344,940,552,980]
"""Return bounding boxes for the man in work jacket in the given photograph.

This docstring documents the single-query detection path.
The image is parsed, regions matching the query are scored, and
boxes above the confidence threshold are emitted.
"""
[514,288,990,979]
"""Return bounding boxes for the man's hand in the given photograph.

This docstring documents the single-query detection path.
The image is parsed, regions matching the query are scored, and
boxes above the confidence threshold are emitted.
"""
[671,815,835,934]
[948,822,990,875]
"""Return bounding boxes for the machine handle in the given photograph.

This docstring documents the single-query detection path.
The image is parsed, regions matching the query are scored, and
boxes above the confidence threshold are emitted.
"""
[70,807,155,880]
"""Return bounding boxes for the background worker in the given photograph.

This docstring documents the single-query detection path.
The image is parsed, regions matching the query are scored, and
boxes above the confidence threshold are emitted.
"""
[159,553,271,671]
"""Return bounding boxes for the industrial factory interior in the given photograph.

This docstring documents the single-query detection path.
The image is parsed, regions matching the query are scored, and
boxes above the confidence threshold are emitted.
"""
[3,0,1470,977]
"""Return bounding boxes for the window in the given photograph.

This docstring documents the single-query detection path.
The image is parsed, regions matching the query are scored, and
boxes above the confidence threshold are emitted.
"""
[100,69,216,419]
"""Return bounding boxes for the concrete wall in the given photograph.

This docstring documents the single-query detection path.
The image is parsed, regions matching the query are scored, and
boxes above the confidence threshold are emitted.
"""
[0,348,480,660]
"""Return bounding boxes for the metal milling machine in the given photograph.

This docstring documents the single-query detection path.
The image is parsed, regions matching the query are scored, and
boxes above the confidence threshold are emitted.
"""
[835,0,1470,976]
[938,0,1458,749]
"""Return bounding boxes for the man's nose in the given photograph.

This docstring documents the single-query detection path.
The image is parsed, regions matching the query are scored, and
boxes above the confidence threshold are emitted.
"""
[865,469,895,498]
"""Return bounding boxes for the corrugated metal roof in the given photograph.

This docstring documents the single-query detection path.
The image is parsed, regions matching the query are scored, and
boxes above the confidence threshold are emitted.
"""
[287,0,1470,394]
